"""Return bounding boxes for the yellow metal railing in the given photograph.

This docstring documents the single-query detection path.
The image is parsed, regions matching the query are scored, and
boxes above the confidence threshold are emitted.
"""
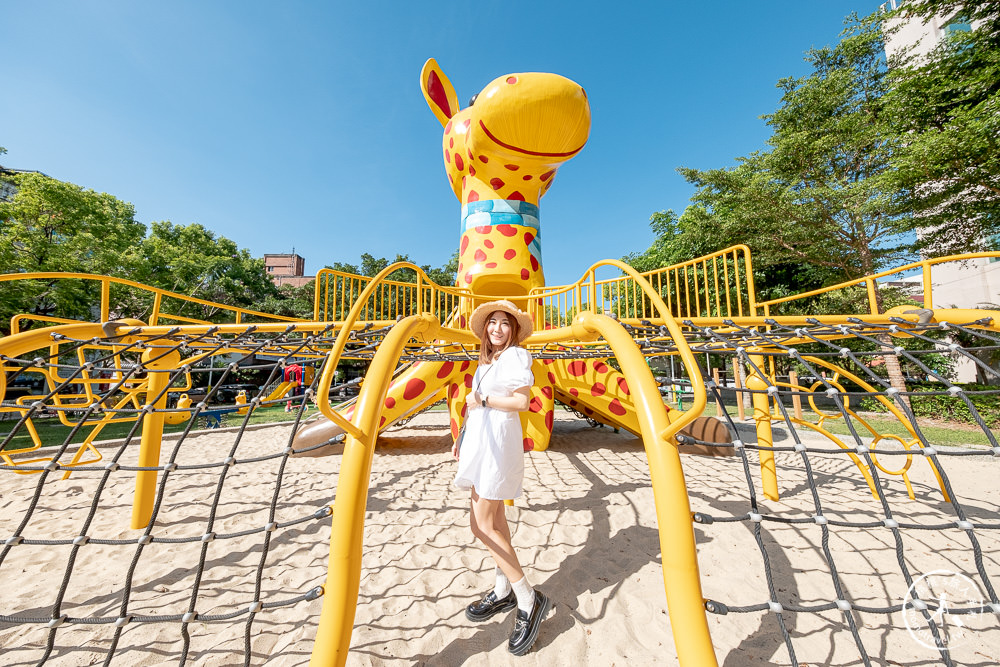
[529,245,757,326]
[1,272,303,333]
[313,267,469,324]
[756,251,1000,316]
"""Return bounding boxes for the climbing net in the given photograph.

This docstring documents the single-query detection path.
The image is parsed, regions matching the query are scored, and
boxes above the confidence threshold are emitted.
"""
[653,315,1000,666]
[2,315,999,664]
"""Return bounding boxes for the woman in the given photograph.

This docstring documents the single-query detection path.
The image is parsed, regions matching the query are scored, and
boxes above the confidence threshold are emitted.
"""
[453,299,551,656]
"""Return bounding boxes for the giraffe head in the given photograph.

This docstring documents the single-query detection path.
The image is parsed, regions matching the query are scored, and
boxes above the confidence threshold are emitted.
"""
[420,58,590,296]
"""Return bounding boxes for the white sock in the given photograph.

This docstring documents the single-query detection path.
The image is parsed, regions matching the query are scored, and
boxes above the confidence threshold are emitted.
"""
[511,576,534,613]
[493,567,511,599]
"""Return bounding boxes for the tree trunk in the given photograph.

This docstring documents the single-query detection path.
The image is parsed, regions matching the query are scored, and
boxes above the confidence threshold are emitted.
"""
[874,287,911,411]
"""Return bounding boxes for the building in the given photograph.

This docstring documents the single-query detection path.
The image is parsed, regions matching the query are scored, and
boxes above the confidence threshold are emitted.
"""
[0,165,50,201]
[264,253,313,287]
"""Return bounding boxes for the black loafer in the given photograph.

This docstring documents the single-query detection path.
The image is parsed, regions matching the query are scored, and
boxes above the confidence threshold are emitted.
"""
[508,590,551,656]
[465,589,517,622]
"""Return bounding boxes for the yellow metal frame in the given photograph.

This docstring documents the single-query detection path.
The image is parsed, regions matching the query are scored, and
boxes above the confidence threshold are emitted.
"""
[4,251,1000,665]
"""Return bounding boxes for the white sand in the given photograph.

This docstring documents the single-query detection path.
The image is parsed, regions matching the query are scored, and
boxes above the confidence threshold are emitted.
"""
[1,410,998,666]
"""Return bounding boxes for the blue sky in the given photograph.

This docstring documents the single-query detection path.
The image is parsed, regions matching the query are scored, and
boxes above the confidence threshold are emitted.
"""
[3,1,879,288]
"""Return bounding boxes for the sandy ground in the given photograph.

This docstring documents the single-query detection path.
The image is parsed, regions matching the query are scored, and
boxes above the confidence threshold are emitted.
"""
[1,410,998,666]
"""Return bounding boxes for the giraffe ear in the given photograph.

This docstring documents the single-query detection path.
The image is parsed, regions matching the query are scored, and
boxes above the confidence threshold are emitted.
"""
[420,58,460,127]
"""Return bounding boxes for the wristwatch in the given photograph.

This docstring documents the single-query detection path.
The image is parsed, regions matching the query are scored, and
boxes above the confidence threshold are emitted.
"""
[482,395,488,408]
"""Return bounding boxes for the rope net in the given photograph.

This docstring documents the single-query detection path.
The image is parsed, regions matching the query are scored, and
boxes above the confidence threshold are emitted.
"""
[1,315,998,664]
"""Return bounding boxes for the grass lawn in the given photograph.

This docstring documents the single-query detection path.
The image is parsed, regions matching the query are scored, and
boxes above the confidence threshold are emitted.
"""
[0,403,328,453]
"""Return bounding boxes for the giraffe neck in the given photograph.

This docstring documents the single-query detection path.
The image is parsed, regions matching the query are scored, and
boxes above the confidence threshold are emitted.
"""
[456,197,543,293]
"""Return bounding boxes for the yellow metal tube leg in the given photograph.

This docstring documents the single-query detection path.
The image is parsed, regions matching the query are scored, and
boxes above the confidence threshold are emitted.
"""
[574,312,718,667]
[746,355,779,502]
[131,348,179,530]
[309,315,439,667]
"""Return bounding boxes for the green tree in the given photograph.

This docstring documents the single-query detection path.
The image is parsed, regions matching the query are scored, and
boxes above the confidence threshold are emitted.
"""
[884,1,1000,255]
[628,15,913,313]
[0,172,145,332]
[131,221,280,322]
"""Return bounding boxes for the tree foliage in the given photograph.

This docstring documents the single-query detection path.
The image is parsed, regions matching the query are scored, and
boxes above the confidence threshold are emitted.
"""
[628,16,914,312]
[884,0,1000,255]
[0,172,145,331]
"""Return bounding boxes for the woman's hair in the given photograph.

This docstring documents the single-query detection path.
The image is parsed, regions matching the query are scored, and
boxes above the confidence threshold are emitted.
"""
[478,310,520,365]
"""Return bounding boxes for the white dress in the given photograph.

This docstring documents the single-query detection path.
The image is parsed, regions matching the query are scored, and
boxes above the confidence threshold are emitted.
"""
[454,346,534,500]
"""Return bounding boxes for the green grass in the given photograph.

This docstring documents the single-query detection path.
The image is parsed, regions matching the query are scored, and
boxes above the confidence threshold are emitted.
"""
[0,403,327,453]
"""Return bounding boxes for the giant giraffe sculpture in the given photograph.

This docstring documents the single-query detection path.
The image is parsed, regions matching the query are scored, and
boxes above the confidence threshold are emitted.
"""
[293,59,731,454]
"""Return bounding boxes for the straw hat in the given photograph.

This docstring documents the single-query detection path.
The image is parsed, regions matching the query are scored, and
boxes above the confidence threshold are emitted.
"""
[469,300,533,344]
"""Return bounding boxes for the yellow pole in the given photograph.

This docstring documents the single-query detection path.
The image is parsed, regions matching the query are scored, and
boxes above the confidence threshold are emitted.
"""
[131,347,180,529]
[574,312,718,667]
[746,354,779,502]
[309,314,439,667]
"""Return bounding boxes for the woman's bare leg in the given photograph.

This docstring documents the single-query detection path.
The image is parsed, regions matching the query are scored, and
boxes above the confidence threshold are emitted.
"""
[470,489,524,584]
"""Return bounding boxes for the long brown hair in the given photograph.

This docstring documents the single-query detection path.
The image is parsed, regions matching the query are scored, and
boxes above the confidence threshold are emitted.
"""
[478,310,521,365]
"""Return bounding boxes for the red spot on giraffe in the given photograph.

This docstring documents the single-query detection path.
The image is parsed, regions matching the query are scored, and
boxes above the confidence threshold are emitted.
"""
[461,403,467,418]
[567,361,588,377]
[508,191,525,201]
[608,398,627,416]
[464,373,473,388]
[450,383,460,398]
[467,149,473,159]
[385,396,396,409]
[460,360,470,371]
[457,262,464,273]
[449,137,454,149]
[594,361,609,373]
[455,153,465,171]
[541,386,553,399]
[617,377,630,395]
[530,256,539,272]
[497,224,517,237]
[464,273,473,284]
[460,236,469,254]
[504,164,520,171]
[469,165,476,177]
[479,155,488,163]
[547,371,556,384]
[542,359,555,365]
[475,225,491,234]
[403,378,426,400]
[524,232,534,245]
[523,437,534,452]
[486,262,497,268]
[444,120,453,133]
[484,239,494,249]
[591,382,606,397]
[584,407,593,415]
[445,150,451,163]
[507,76,518,85]
[529,396,543,413]
[569,387,579,397]
[545,409,553,431]
[490,178,505,191]
[458,316,467,329]
[523,174,532,181]
[569,399,577,406]
[379,415,386,428]
[474,249,487,262]
[437,362,454,379]
[504,249,516,260]
[540,170,555,181]
[451,418,459,438]
[520,269,529,280]
[468,190,480,202]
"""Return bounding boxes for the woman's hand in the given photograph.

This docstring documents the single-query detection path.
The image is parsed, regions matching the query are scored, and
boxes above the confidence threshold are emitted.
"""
[452,437,460,461]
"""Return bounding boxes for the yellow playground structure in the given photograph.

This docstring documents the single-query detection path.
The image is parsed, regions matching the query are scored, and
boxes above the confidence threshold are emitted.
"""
[1,59,999,666]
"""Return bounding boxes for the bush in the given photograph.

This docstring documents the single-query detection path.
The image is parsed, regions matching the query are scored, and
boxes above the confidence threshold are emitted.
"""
[860,384,1000,429]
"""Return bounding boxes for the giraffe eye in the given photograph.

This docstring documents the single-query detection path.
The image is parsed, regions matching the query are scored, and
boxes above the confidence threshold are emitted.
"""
[468,93,478,107]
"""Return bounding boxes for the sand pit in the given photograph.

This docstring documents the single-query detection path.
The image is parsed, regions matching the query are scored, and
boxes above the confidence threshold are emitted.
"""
[1,410,998,665]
